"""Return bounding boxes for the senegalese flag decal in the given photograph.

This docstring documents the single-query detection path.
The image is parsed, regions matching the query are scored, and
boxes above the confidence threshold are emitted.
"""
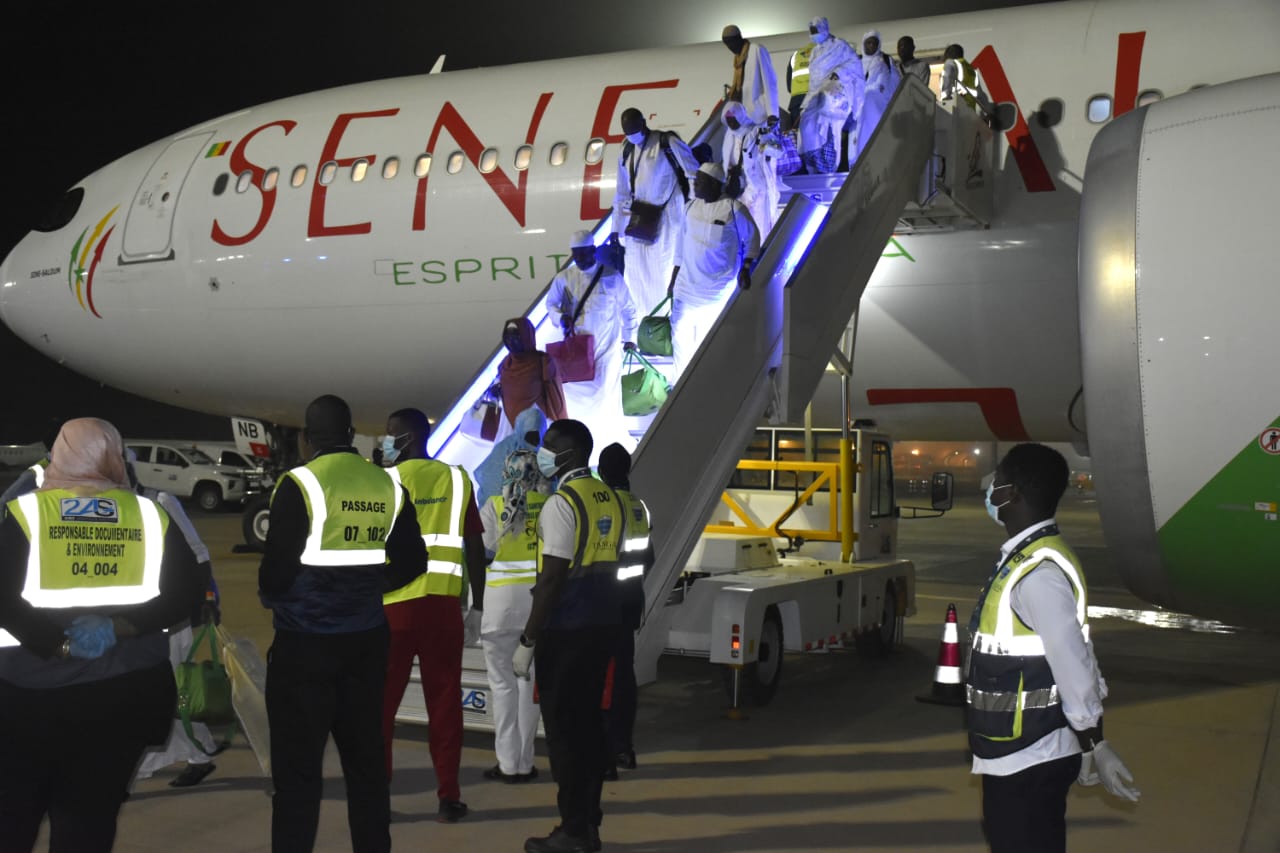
[206,141,231,158]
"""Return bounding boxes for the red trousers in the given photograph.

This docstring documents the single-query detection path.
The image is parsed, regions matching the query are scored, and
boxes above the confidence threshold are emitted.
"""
[382,595,463,802]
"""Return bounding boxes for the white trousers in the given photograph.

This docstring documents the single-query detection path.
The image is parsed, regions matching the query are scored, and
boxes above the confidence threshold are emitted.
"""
[481,628,540,775]
[671,285,734,381]
[135,625,216,779]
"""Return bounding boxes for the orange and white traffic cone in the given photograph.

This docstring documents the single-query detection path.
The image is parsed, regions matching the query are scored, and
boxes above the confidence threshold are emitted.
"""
[916,603,966,706]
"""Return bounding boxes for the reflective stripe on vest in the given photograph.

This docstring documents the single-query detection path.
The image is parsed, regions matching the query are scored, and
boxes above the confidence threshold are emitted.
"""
[790,46,812,95]
[486,493,544,588]
[29,460,46,488]
[0,490,167,647]
[287,457,402,567]
[967,535,1088,757]
[384,459,469,604]
[613,488,650,582]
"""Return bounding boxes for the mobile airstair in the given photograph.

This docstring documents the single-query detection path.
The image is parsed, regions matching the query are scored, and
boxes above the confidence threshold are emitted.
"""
[396,77,954,729]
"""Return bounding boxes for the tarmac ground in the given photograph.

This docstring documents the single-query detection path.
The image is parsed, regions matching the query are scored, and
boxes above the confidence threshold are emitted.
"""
[17,489,1280,852]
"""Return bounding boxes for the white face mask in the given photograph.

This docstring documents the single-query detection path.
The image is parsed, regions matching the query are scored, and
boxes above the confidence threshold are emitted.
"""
[985,481,1012,525]
[536,446,564,479]
[381,433,408,465]
[810,30,828,44]
[625,130,647,146]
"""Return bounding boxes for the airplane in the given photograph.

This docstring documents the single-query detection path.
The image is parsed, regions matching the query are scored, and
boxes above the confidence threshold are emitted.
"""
[1,0,1278,628]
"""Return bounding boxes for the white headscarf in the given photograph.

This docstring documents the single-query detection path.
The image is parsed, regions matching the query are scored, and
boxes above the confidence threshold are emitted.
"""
[862,29,884,76]
[809,16,829,44]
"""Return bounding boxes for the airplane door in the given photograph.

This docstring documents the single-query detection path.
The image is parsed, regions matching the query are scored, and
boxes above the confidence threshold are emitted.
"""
[853,432,898,560]
[120,132,213,263]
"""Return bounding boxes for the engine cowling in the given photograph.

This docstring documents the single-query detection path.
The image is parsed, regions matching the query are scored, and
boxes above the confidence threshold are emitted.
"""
[1079,73,1280,627]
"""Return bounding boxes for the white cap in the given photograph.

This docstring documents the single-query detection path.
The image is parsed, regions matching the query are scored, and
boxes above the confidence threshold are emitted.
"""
[569,229,594,248]
[698,161,725,182]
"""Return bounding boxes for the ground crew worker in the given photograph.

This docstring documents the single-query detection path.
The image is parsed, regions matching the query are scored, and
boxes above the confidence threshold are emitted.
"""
[514,419,622,853]
[478,447,552,784]
[379,407,484,823]
[667,162,760,381]
[786,43,813,127]
[941,43,978,108]
[598,443,652,778]
[259,395,425,853]
[969,443,1140,852]
[0,418,205,852]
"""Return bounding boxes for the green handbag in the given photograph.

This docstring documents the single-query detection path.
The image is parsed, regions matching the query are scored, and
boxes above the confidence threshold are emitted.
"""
[175,622,236,754]
[621,350,670,416]
[637,296,673,357]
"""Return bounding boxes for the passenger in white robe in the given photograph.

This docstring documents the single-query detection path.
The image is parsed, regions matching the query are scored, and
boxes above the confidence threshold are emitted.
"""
[546,230,639,456]
[721,25,780,129]
[853,30,902,163]
[721,101,781,237]
[798,17,862,174]
[667,164,761,381]
[611,109,699,315]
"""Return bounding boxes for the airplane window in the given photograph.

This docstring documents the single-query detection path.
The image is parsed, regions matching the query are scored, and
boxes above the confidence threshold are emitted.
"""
[262,167,279,192]
[291,165,308,188]
[584,138,606,165]
[352,159,369,182]
[1086,95,1112,124]
[235,171,253,193]
[319,161,337,185]
[447,151,465,175]
[514,145,533,171]
[414,153,433,178]
[549,142,568,167]
[479,148,499,174]
[1137,89,1163,107]
[383,157,400,180]
[212,174,229,197]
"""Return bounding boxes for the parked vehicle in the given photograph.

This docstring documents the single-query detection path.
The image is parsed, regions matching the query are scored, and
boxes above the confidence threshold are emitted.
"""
[125,440,250,511]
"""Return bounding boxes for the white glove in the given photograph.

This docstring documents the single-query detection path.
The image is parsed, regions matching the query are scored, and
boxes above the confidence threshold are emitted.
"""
[463,608,482,647]
[512,639,535,680]
[1078,741,1140,802]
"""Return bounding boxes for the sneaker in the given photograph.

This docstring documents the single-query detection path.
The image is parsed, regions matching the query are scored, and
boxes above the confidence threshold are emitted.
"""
[169,762,215,788]
[482,764,522,784]
[436,799,469,823]
[615,749,637,770]
[524,826,591,853]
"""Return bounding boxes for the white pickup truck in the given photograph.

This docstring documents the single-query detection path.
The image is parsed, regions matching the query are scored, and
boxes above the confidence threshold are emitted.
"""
[125,440,250,510]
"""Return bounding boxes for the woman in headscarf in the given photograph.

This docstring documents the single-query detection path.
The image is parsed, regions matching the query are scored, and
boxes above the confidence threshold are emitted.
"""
[854,30,902,162]
[476,445,553,782]
[496,316,568,428]
[0,418,205,852]
[474,406,548,507]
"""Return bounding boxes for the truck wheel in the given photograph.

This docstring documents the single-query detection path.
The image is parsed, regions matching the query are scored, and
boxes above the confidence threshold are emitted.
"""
[242,495,271,550]
[723,606,784,706]
[194,483,223,512]
[857,583,898,658]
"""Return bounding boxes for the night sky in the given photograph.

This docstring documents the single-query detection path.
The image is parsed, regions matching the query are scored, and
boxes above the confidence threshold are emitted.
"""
[1,0,1048,446]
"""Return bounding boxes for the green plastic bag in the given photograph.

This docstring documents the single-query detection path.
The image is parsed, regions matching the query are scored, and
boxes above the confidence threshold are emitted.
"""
[175,622,237,754]
[637,296,673,357]
[622,350,670,416]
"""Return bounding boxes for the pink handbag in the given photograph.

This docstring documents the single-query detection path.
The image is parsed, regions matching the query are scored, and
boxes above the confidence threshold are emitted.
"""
[547,331,597,383]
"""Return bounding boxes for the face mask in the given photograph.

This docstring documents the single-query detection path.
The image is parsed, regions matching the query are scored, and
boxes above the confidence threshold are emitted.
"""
[382,433,407,465]
[985,482,1012,524]
[625,130,647,146]
[810,30,828,44]
[536,446,563,478]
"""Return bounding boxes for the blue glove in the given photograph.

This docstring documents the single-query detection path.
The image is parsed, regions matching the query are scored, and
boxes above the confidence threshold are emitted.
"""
[65,615,117,659]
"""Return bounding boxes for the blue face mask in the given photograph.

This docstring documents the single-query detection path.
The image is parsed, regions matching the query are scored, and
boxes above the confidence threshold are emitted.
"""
[536,446,563,479]
[382,433,408,465]
[985,481,1012,524]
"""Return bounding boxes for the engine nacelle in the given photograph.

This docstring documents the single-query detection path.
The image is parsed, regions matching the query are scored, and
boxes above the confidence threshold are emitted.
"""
[1079,73,1280,627]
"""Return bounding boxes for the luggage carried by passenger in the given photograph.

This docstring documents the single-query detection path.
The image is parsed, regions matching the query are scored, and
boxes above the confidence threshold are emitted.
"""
[625,200,665,244]
[621,349,670,416]
[547,331,597,383]
[638,296,673,357]
[769,129,802,177]
[461,387,503,441]
[176,621,236,755]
